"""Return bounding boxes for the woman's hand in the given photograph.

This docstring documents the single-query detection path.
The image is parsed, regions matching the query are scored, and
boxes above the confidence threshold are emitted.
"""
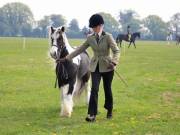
[107,62,116,69]
[56,57,67,63]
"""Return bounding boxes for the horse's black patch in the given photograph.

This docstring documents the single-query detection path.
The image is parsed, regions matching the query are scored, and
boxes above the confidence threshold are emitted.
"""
[56,60,78,88]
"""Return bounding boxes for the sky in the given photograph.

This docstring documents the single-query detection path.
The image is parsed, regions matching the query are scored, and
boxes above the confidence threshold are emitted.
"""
[0,0,180,28]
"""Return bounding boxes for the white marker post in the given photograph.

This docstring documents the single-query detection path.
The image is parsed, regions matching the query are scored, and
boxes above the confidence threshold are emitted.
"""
[23,37,26,49]
[123,42,126,56]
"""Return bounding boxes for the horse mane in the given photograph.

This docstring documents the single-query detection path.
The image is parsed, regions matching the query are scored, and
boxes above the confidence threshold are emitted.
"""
[133,32,140,35]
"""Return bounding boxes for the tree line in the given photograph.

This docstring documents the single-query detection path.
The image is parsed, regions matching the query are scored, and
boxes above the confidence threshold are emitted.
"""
[0,2,180,40]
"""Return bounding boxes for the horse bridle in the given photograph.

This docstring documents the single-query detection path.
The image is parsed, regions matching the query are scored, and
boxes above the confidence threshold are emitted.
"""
[51,41,65,60]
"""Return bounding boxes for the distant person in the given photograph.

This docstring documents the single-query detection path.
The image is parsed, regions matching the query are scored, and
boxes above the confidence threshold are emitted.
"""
[127,25,131,41]
[167,31,173,44]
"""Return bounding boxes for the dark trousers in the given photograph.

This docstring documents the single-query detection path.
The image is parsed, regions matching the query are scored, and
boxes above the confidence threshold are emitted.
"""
[88,65,114,116]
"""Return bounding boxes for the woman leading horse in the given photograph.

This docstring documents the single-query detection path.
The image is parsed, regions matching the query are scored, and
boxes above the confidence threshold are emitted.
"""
[59,14,120,122]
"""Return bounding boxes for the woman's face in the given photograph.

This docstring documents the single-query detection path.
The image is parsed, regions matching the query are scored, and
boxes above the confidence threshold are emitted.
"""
[92,25,102,33]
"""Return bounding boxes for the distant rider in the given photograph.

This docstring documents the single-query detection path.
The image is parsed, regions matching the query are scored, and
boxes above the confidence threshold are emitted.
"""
[127,25,131,41]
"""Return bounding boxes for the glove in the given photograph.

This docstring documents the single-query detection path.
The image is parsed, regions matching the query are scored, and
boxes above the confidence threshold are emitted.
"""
[56,57,67,63]
[107,62,116,69]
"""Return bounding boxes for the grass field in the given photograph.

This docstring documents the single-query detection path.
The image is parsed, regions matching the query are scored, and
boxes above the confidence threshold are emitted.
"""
[0,37,179,135]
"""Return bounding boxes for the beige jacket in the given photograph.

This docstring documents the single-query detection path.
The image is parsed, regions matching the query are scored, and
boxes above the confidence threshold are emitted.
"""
[66,31,120,72]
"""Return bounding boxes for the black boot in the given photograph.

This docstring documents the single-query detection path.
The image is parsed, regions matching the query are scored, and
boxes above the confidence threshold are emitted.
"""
[107,110,112,119]
[85,115,96,122]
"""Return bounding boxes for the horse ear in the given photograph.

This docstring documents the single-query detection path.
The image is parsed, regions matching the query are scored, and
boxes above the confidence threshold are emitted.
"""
[50,26,55,34]
[61,26,65,32]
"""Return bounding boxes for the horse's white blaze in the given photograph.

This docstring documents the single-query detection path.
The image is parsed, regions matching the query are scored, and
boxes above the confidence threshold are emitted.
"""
[49,46,58,59]
[60,84,73,117]
[52,33,59,46]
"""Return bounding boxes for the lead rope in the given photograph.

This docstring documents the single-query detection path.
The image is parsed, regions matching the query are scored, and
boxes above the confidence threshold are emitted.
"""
[54,46,68,88]
[54,47,61,88]
[54,62,69,88]
[54,63,59,88]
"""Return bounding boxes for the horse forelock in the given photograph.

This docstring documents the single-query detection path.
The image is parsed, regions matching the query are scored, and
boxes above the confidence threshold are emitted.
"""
[50,27,65,48]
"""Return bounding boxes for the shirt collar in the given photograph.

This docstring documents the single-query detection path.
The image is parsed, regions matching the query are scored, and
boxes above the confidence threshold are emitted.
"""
[97,28,103,37]
[94,25,103,37]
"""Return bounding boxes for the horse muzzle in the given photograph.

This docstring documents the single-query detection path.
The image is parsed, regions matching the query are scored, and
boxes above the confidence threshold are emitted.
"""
[50,46,58,59]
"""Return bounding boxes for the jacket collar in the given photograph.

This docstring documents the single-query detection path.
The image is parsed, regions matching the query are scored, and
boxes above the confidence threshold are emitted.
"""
[99,31,106,42]
[93,31,106,36]
[93,31,106,45]
[101,31,106,36]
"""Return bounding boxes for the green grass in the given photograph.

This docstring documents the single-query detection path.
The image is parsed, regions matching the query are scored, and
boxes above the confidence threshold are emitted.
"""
[0,37,179,135]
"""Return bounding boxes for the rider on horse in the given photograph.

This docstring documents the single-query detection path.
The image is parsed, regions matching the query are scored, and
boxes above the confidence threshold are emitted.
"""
[168,31,172,37]
[127,25,131,41]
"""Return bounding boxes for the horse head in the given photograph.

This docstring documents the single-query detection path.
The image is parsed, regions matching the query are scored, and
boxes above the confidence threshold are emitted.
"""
[49,26,68,60]
[116,35,120,44]
[134,32,140,39]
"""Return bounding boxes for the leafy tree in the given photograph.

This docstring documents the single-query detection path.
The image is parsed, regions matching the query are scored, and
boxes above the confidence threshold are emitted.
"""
[0,2,34,36]
[99,12,120,37]
[169,13,180,34]
[36,16,50,37]
[68,19,80,32]
[32,28,42,37]
[81,26,92,37]
[143,15,167,40]
[67,19,81,38]
[118,10,141,33]
[50,14,67,27]
[34,14,67,37]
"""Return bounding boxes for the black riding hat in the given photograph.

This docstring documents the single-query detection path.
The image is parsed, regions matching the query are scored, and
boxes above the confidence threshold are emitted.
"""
[89,14,104,28]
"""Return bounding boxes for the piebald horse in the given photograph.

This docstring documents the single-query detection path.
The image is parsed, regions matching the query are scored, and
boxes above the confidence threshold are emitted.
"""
[49,26,91,117]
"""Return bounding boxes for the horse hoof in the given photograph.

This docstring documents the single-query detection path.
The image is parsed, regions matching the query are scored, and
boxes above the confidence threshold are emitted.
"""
[60,112,71,117]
